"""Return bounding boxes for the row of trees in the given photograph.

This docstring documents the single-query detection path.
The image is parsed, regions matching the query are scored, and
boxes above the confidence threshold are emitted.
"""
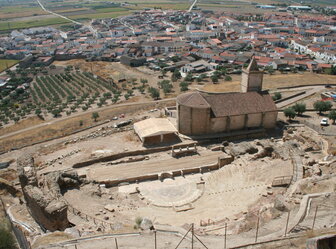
[0,70,125,126]
[284,101,336,123]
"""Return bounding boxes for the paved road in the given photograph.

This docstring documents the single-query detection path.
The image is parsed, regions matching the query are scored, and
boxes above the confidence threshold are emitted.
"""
[188,0,198,12]
[87,151,222,182]
[0,98,175,140]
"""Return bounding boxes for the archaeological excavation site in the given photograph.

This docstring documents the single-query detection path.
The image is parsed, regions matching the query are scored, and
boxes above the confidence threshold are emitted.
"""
[1,61,336,249]
[1,120,336,249]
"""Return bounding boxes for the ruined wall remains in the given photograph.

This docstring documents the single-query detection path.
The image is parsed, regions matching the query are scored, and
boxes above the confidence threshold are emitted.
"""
[17,155,69,232]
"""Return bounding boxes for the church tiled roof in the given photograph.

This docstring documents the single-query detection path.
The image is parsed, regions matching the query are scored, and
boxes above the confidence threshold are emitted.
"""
[176,91,277,117]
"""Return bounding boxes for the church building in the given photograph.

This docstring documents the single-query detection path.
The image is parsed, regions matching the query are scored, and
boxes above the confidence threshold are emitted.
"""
[176,58,278,136]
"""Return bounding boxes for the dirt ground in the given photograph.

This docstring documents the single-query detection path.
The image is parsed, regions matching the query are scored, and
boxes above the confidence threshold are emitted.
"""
[0,116,44,137]
[53,60,162,88]
[2,107,335,249]
[35,135,293,231]
[277,87,336,136]
[2,64,334,152]
[2,62,336,249]
[201,72,336,93]
[0,99,174,152]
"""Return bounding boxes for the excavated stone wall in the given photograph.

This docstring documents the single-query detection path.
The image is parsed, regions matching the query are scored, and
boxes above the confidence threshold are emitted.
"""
[17,155,69,232]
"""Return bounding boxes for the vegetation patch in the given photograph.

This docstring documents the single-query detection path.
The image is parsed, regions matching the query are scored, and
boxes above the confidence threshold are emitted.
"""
[0,17,70,31]
[0,59,18,73]
[69,11,131,20]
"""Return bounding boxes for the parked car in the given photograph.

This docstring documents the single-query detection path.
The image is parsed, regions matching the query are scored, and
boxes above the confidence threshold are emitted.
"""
[320,118,329,126]
[112,116,118,120]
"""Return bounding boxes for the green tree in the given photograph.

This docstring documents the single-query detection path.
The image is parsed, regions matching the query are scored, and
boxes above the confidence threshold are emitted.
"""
[148,87,160,100]
[161,69,167,77]
[184,72,194,82]
[13,116,20,123]
[314,101,332,115]
[179,81,189,92]
[265,66,275,75]
[211,75,218,83]
[217,66,227,75]
[0,220,17,249]
[293,103,306,116]
[225,75,232,81]
[272,92,282,101]
[35,109,42,116]
[112,94,120,103]
[158,80,173,94]
[92,112,99,122]
[330,65,336,75]
[51,109,61,118]
[328,110,336,124]
[213,70,222,78]
[171,69,182,82]
[200,73,207,79]
[138,85,145,94]
[103,92,112,98]
[140,79,148,85]
[283,107,296,120]
[171,56,180,62]
[127,89,134,96]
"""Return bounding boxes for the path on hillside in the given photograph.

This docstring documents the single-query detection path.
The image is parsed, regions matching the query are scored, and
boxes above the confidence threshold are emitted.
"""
[0,98,175,141]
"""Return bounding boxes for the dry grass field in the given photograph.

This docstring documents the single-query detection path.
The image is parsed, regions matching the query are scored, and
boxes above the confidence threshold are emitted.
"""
[0,100,174,152]
[0,0,189,32]
[202,72,336,93]
[53,60,163,88]
[0,116,44,137]
[0,59,19,72]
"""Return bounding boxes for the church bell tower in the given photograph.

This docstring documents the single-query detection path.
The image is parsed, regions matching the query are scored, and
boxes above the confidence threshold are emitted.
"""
[241,57,264,92]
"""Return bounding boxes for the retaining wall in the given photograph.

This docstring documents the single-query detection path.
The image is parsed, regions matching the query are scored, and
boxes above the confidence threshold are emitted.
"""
[276,84,336,90]
[73,142,198,168]
[101,155,233,187]
[275,91,306,104]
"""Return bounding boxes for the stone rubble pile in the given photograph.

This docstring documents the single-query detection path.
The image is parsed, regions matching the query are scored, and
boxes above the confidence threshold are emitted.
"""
[64,126,132,145]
